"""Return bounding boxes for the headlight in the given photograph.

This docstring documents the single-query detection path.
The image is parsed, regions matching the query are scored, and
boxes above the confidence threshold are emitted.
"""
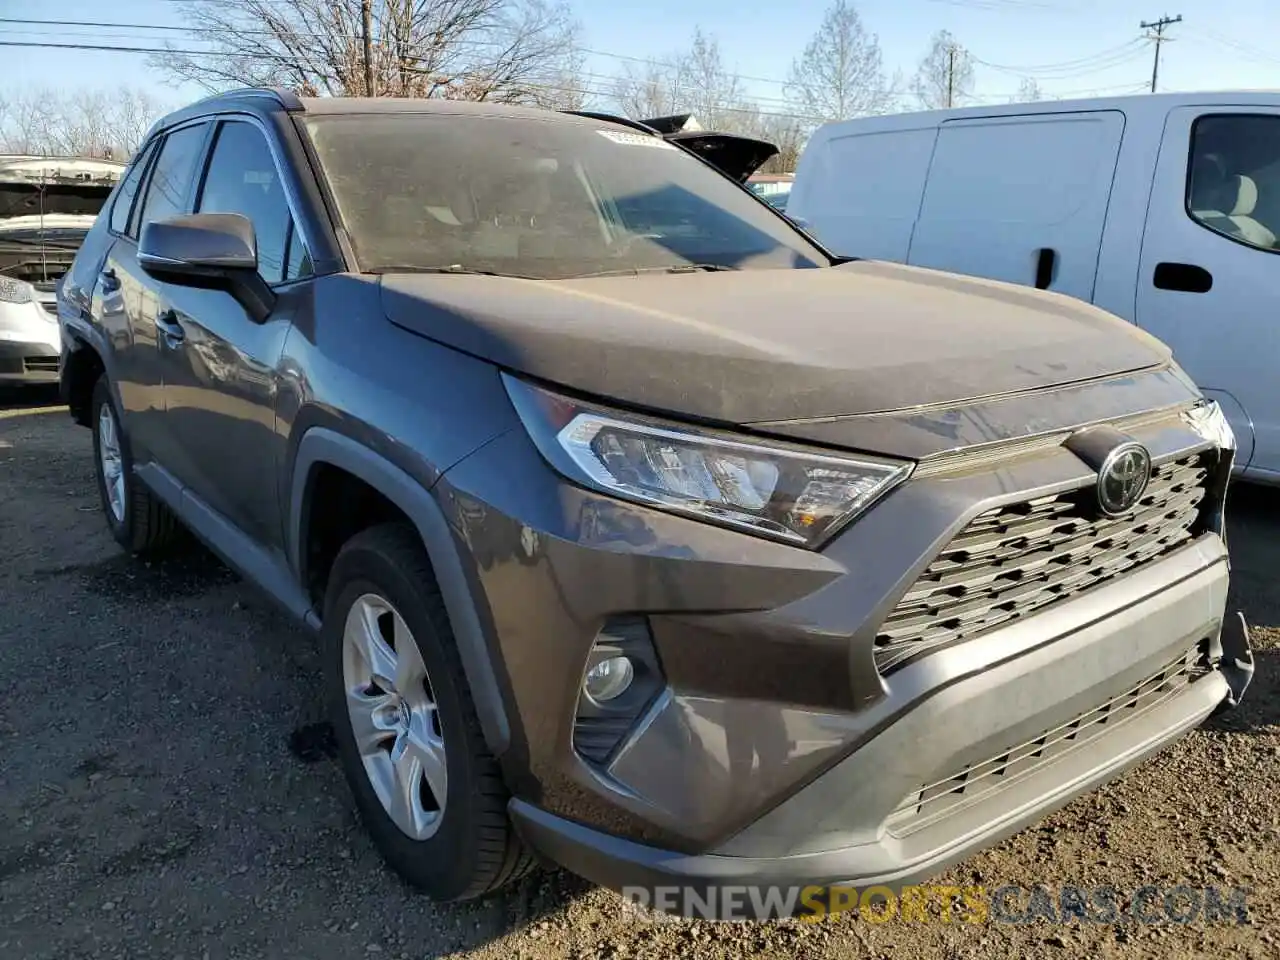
[1182,400,1236,451]
[504,375,911,547]
[0,274,33,304]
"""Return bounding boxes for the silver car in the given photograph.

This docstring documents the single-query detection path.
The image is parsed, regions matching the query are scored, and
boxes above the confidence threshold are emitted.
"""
[0,155,124,386]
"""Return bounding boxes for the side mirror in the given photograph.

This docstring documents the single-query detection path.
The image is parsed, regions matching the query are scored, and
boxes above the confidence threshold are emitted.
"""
[138,213,276,323]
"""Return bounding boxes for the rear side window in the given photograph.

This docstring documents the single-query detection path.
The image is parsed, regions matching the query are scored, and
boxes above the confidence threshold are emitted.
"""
[135,123,209,231]
[109,140,157,235]
[1187,114,1280,252]
[197,120,304,284]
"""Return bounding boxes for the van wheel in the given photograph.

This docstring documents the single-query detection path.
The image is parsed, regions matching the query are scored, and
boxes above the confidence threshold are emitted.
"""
[90,376,179,555]
[323,523,535,901]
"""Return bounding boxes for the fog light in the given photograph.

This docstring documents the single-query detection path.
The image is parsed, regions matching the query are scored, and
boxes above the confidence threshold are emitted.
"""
[583,656,634,703]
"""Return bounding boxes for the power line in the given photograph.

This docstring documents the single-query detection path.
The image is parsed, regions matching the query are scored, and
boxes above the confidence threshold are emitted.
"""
[975,41,1149,80]
[1,17,1186,121]
[0,16,799,89]
[1140,14,1182,93]
[974,39,1145,75]
[0,38,829,124]
[0,31,805,113]
[925,0,1058,9]
[1193,27,1280,68]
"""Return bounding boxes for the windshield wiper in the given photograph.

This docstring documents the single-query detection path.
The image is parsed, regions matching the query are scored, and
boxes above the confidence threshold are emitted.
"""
[368,264,536,278]
[569,263,741,279]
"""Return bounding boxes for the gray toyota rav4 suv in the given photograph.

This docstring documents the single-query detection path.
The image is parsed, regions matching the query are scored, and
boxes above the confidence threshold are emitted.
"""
[59,89,1252,910]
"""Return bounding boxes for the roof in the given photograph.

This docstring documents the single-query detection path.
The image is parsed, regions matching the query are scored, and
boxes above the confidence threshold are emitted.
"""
[295,96,587,120]
[810,89,1280,135]
[145,87,622,146]
[167,87,604,122]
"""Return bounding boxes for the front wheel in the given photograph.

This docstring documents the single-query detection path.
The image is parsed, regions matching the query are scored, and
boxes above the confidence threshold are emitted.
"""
[323,523,534,900]
[89,375,179,555]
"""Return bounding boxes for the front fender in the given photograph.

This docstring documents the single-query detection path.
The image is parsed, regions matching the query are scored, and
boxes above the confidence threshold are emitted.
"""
[288,426,513,756]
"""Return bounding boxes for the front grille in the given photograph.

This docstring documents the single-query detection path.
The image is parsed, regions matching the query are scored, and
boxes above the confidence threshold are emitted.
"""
[875,453,1212,672]
[32,281,58,315]
[23,356,58,373]
[886,646,1207,835]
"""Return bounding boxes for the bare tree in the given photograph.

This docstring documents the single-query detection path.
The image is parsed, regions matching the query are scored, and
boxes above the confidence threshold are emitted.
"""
[149,0,585,106]
[612,60,681,120]
[713,100,805,172]
[912,30,974,110]
[0,87,169,159]
[1011,76,1045,103]
[786,0,893,123]
[612,29,749,129]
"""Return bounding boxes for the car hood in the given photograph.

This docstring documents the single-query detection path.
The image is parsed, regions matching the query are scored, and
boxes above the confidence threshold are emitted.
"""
[0,213,96,235]
[381,259,1171,434]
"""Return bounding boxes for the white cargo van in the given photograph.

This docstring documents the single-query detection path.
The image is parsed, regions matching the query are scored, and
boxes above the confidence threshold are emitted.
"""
[788,91,1280,483]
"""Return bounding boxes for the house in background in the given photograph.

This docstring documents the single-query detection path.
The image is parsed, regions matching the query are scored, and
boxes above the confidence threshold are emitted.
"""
[747,172,795,210]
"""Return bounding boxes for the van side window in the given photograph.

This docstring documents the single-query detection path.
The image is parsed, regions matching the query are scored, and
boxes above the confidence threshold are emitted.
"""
[1187,114,1280,252]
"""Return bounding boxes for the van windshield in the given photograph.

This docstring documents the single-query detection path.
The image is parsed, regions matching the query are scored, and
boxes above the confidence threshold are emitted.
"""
[304,113,826,279]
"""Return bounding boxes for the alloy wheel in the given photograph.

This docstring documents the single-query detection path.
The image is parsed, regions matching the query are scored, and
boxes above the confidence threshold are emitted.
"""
[97,403,125,523]
[341,593,447,840]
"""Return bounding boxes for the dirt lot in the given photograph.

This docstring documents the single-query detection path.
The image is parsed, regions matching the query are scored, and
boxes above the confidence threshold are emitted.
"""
[1,387,1277,960]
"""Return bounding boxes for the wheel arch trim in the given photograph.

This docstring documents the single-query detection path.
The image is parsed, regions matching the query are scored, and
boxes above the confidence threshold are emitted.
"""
[289,426,511,755]
[60,320,116,423]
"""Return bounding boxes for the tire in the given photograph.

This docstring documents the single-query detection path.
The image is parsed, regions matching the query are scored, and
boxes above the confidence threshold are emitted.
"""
[90,375,180,556]
[323,523,535,901]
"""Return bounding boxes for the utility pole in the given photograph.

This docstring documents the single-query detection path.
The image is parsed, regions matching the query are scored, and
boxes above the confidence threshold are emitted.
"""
[946,44,956,108]
[361,0,375,97]
[1141,14,1182,93]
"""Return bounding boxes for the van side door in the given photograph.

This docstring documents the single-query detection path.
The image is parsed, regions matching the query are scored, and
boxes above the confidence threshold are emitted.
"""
[906,111,1125,302]
[1136,107,1280,479]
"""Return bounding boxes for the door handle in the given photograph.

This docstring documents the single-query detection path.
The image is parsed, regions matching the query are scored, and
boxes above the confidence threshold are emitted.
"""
[1154,262,1213,293]
[99,267,120,293]
[1034,247,1058,290]
[156,309,185,347]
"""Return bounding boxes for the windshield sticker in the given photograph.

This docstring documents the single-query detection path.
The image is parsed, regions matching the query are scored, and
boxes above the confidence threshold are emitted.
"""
[596,130,677,150]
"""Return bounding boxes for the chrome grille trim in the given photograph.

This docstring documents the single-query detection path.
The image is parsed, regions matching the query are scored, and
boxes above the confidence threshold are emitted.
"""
[886,646,1207,835]
[875,453,1212,672]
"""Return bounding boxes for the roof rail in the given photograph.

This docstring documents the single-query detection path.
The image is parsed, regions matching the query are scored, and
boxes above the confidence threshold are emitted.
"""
[562,110,660,136]
[182,87,305,112]
[222,87,306,111]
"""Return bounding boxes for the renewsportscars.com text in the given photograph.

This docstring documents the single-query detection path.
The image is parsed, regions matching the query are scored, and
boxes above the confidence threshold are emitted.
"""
[619,883,1252,924]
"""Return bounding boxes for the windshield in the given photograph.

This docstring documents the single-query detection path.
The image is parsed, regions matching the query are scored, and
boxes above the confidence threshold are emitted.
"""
[304,113,827,279]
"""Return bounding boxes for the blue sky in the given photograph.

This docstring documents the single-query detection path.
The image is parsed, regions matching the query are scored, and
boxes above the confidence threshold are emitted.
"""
[1,0,1277,116]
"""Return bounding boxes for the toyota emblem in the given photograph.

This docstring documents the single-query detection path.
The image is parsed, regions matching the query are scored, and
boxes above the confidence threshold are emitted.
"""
[1096,442,1152,517]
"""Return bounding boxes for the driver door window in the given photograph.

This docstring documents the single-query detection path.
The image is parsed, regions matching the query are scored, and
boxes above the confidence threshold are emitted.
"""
[196,120,311,284]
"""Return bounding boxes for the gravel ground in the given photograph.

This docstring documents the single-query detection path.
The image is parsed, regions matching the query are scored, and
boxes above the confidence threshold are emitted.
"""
[1,386,1277,960]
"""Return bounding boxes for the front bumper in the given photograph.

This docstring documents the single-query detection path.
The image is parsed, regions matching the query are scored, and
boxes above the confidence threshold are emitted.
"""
[510,545,1245,905]
[0,298,61,383]
[0,338,60,383]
